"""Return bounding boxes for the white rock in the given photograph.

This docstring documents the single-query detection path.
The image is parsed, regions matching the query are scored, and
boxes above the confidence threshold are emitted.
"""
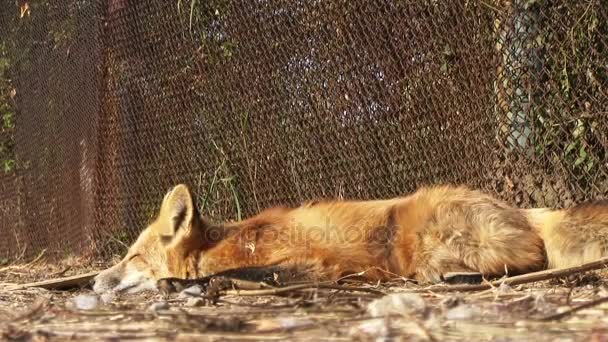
[445,304,480,320]
[148,301,170,311]
[73,294,98,310]
[178,285,203,299]
[276,318,313,329]
[185,297,205,307]
[367,293,426,317]
[349,318,390,339]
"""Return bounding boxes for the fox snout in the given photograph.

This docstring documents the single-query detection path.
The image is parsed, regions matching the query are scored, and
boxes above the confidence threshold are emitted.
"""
[92,262,158,294]
[92,269,122,294]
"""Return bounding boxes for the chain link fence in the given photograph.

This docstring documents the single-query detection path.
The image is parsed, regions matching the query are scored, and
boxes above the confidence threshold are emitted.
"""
[0,0,606,260]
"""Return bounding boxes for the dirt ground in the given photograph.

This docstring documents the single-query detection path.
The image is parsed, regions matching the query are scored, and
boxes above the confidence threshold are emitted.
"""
[1,257,608,341]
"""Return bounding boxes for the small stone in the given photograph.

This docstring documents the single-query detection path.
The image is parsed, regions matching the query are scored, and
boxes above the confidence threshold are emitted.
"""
[277,318,313,329]
[367,293,426,317]
[73,294,98,310]
[148,301,170,311]
[178,285,203,299]
[445,304,480,320]
[349,318,389,338]
[185,297,205,307]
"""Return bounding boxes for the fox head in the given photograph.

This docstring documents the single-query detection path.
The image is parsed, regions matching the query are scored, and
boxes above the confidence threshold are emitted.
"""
[93,184,206,294]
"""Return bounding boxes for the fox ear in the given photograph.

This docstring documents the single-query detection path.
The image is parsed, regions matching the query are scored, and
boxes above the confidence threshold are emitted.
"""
[155,184,196,240]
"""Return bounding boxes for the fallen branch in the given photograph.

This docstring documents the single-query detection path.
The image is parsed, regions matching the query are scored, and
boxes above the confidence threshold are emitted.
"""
[218,297,308,309]
[224,282,385,297]
[6,271,99,291]
[415,257,608,293]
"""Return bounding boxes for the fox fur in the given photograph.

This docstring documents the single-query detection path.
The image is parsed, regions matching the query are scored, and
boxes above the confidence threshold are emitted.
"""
[93,184,608,294]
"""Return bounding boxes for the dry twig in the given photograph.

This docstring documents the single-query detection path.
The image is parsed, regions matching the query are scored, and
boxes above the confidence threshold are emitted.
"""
[224,282,385,297]
[416,257,608,293]
[7,271,99,291]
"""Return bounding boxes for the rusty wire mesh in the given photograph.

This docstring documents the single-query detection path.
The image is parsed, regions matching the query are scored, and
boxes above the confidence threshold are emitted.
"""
[0,0,606,260]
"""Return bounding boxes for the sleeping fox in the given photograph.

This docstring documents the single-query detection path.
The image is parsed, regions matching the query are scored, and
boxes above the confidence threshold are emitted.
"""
[92,184,608,294]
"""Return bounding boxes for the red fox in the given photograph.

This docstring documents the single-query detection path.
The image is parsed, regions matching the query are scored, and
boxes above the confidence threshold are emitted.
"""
[92,184,608,294]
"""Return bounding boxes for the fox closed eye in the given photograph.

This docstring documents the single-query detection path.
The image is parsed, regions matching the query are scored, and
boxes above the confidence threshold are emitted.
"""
[127,254,150,266]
